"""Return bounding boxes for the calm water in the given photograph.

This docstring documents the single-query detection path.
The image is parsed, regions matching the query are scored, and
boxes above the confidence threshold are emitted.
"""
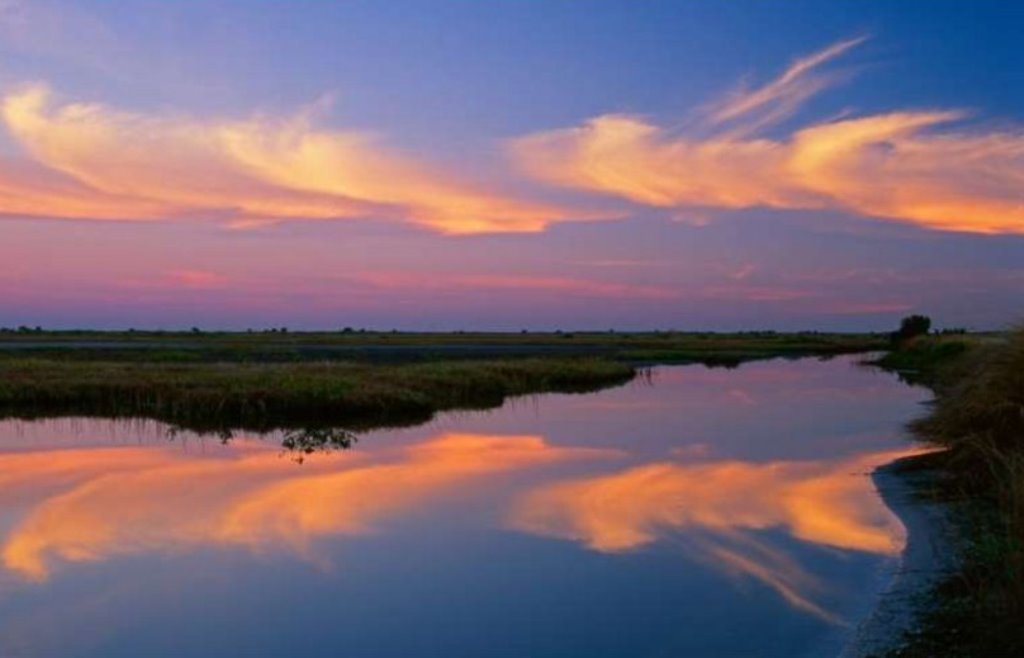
[0,356,927,658]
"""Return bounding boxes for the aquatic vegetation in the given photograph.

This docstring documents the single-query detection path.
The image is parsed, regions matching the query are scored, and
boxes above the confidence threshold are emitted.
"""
[281,428,358,463]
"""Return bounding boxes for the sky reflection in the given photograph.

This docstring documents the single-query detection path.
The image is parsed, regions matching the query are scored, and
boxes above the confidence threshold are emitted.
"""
[509,446,919,623]
[0,434,615,580]
[0,357,930,657]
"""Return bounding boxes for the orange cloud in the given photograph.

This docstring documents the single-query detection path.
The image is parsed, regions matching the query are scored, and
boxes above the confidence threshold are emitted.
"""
[510,39,1024,235]
[4,38,1018,236]
[508,447,920,622]
[0,433,611,581]
[0,157,169,220]
[0,84,576,234]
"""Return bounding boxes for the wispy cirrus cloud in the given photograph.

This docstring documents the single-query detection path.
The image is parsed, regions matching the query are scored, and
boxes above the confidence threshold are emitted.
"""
[706,35,866,132]
[510,37,1024,235]
[0,84,584,234]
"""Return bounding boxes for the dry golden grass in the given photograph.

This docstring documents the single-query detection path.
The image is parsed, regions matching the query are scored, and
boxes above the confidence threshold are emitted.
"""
[888,328,1024,656]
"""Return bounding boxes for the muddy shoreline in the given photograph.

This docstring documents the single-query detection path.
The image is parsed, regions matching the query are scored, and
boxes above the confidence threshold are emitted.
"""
[841,455,958,657]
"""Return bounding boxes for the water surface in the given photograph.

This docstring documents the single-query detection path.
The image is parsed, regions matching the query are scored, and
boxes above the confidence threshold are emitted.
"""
[0,356,926,657]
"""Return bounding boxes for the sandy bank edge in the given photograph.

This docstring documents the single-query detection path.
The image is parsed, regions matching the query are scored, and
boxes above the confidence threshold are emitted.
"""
[841,456,959,658]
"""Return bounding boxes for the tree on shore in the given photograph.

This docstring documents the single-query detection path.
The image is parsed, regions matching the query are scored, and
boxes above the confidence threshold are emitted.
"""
[892,314,932,345]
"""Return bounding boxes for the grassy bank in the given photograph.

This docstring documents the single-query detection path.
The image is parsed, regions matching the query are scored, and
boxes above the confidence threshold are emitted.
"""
[0,327,943,428]
[0,329,887,365]
[870,335,973,385]
[0,330,886,434]
[0,357,634,433]
[873,329,1024,656]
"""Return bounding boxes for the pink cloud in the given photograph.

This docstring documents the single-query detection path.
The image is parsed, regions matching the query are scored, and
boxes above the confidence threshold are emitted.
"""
[166,270,229,289]
[350,271,679,300]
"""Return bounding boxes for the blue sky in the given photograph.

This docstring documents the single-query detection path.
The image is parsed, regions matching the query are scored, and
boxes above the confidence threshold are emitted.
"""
[0,0,1021,330]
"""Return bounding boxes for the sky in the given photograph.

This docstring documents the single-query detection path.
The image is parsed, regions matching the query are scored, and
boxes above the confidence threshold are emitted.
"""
[0,0,1021,331]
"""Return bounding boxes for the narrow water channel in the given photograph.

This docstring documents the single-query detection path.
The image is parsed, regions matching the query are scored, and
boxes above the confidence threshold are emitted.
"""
[0,355,928,657]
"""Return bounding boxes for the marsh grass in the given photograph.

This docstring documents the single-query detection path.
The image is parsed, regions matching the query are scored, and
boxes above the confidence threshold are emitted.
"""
[0,357,635,432]
[868,334,971,385]
[882,329,1024,656]
[0,330,886,433]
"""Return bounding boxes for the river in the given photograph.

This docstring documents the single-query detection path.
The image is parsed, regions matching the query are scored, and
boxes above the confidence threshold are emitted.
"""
[0,355,928,657]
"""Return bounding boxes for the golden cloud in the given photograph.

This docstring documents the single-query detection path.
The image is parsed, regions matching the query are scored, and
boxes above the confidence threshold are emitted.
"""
[510,39,1024,235]
[2,38,1020,236]
[0,84,575,234]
